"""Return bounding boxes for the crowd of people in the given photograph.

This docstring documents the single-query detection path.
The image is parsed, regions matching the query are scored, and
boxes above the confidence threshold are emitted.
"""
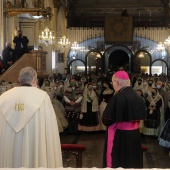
[0,30,29,74]
[42,72,170,136]
[1,68,170,168]
[39,72,115,133]
[1,71,170,137]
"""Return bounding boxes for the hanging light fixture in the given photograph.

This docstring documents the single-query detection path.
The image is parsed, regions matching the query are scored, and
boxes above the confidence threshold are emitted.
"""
[71,42,79,50]
[58,36,70,48]
[156,42,165,51]
[38,27,55,46]
[71,42,85,51]
[138,52,145,58]
[164,36,170,48]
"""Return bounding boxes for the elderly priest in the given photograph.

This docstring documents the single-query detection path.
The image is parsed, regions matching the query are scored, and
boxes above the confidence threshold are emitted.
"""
[102,71,146,168]
[0,67,63,168]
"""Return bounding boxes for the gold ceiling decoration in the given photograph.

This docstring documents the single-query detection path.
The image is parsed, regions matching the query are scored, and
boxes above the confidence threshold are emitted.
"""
[4,1,53,20]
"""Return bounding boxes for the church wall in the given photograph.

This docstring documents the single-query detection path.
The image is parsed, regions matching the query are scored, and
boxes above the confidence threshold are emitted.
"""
[0,0,4,56]
[66,27,169,47]
[63,27,170,73]
[1,0,58,76]
[1,0,170,76]
[55,6,68,75]
[6,17,17,49]
[56,26,170,75]
[134,27,169,45]
[36,0,60,76]
[0,2,19,56]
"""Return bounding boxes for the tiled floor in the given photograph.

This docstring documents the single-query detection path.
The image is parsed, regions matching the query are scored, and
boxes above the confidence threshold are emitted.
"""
[60,131,170,168]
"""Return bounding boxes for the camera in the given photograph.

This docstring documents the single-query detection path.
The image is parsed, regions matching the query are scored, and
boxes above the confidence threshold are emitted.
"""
[19,33,22,37]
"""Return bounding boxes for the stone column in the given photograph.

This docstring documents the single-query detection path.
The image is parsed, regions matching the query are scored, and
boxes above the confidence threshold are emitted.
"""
[0,0,4,56]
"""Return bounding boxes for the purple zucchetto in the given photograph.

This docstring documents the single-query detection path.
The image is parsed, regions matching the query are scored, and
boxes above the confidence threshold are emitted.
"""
[114,71,129,80]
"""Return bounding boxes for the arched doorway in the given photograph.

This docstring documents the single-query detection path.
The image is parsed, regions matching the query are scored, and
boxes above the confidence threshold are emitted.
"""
[103,45,133,73]
[134,50,152,74]
[85,49,103,74]
[151,59,168,75]
[109,50,129,71]
[68,59,85,75]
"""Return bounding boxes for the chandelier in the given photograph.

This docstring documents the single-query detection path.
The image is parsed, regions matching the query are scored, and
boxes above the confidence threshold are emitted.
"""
[164,36,170,48]
[71,42,85,51]
[38,27,55,46]
[156,42,165,51]
[58,36,70,47]
[138,52,145,58]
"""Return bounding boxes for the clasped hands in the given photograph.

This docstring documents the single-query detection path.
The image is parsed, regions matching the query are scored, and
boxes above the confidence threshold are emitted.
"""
[7,61,13,65]
[69,101,76,106]
[149,106,156,111]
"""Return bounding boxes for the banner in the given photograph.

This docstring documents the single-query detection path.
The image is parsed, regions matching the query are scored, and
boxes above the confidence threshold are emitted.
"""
[105,16,133,44]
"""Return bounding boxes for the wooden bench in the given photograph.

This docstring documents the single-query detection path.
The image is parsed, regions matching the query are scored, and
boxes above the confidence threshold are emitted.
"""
[61,144,86,168]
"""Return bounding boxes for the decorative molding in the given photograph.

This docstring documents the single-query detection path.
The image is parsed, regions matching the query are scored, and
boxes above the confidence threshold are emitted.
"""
[4,7,53,20]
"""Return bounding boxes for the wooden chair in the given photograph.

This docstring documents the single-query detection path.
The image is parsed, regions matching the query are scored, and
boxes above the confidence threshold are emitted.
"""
[142,145,148,151]
[61,144,86,167]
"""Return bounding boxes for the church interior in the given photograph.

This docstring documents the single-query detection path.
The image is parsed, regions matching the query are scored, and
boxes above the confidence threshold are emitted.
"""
[1,0,170,168]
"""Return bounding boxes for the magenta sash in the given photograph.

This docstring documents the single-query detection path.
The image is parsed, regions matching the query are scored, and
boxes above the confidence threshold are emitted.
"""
[107,121,139,167]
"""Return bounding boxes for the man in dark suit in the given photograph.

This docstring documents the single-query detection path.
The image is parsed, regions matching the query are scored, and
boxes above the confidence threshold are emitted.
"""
[2,42,15,71]
[13,30,29,60]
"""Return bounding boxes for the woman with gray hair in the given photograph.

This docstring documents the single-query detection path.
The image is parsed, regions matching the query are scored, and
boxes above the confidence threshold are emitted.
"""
[0,66,63,168]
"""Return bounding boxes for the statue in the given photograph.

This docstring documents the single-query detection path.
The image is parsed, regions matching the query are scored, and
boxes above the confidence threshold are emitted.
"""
[15,0,22,7]
[5,1,12,8]
[14,0,27,8]
[33,0,44,8]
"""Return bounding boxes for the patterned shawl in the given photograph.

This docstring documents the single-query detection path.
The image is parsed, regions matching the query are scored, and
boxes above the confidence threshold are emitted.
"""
[81,86,99,113]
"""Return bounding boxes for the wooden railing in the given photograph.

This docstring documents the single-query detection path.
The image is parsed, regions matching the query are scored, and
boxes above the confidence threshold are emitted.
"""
[0,50,48,83]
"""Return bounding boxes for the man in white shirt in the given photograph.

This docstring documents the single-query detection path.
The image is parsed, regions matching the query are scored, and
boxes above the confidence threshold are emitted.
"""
[0,67,63,168]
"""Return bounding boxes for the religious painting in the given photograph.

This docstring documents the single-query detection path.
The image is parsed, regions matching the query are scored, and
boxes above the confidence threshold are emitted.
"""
[58,53,64,63]
[105,16,133,44]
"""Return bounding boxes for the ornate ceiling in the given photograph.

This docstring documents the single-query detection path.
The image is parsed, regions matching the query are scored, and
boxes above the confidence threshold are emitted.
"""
[53,0,170,27]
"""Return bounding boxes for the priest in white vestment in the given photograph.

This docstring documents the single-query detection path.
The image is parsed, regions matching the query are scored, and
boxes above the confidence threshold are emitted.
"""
[0,67,63,168]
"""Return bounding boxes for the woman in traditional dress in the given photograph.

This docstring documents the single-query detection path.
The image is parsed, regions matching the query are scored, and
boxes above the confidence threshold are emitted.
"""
[51,97,68,133]
[133,78,143,91]
[92,80,102,100]
[147,79,155,96]
[140,78,149,98]
[158,119,170,156]
[64,74,72,89]
[79,84,100,131]
[56,80,65,103]
[136,89,147,133]
[81,75,87,86]
[41,79,51,90]
[99,80,114,130]
[143,87,164,136]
